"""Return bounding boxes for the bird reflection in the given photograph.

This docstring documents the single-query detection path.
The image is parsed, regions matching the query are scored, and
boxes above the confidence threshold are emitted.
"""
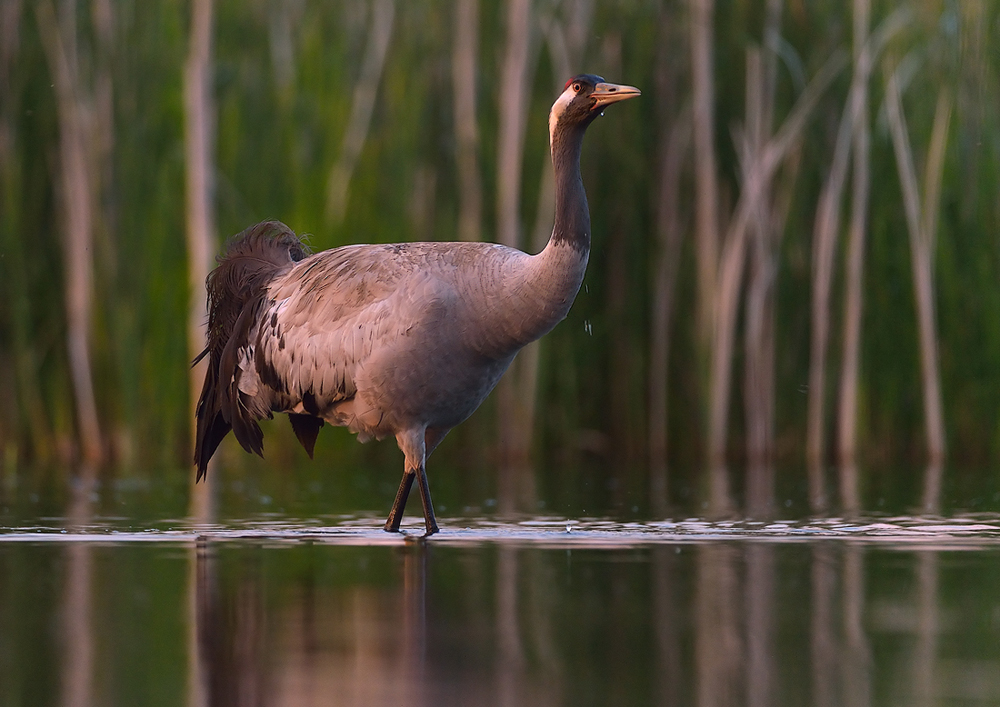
[191,540,430,707]
[402,542,428,701]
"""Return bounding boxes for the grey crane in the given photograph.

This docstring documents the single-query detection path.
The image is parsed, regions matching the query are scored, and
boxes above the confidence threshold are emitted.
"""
[194,74,639,535]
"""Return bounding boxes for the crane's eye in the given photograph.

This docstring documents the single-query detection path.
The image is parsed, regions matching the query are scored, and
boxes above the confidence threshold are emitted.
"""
[572,83,581,92]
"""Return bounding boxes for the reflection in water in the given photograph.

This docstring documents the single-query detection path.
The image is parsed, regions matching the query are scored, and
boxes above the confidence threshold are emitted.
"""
[696,544,740,707]
[192,541,435,706]
[496,546,523,707]
[403,544,427,704]
[811,544,836,707]
[744,544,774,707]
[60,540,93,707]
[187,540,208,707]
[12,515,1000,705]
[915,551,938,707]
[842,546,871,707]
[652,547,682,706]
[62,466,97,707]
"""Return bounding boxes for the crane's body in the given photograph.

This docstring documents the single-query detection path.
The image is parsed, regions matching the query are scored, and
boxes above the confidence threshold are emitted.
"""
[267,238,589,431]
[194,75,639,535]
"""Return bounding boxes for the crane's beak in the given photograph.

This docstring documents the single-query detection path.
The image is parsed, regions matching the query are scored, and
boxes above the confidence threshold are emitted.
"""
[591,82,641,110]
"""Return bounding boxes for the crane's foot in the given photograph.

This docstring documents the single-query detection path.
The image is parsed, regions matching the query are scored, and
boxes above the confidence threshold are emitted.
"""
[385,520,438,538]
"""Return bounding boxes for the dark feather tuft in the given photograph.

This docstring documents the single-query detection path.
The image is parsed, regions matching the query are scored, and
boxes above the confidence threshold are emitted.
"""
[288,414,325,459]
[193,221,310,478]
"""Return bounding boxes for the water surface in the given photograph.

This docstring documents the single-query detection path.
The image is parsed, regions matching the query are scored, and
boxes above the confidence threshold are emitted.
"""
[3,510,1000,706]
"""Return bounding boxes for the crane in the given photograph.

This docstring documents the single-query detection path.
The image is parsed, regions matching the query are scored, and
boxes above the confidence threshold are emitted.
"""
[194,74,640,535]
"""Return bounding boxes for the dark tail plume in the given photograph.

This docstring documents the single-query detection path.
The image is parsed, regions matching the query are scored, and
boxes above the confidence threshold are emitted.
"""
[193,221,310,480]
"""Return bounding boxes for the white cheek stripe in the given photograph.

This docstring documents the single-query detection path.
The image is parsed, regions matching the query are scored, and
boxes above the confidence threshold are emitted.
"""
[549,87,575,146]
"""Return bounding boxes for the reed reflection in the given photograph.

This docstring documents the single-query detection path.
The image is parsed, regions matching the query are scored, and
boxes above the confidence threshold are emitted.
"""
[652,546,683,706]
[187,538,210,707]
[188,453,215,707]
[914,551,939,707]
[61,465,97,707]
[690,541,879,707]
[811,544,837,707]
[696,544,740,707]
[496,546,525,707]
[842,545,871,707]
[745,544,775,707]
[165,531,1000,705]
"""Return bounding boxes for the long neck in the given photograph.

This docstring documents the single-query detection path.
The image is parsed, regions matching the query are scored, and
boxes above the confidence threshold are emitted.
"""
[549,121,591,254]
[478,120,591,357]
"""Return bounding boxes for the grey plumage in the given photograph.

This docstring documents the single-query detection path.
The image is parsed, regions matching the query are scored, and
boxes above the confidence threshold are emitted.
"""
[194,75,639,535]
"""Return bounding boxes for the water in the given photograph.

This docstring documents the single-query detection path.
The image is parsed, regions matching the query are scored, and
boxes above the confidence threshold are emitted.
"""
[3,506,1000,707]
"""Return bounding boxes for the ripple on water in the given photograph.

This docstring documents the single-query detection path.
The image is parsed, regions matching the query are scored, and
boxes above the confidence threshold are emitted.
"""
[3,514,1000,547]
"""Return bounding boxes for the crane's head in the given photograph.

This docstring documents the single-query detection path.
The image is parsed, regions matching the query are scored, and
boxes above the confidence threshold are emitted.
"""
[549,74,640,145]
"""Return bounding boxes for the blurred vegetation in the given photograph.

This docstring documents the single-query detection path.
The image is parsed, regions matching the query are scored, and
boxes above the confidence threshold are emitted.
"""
[0,0,998,515]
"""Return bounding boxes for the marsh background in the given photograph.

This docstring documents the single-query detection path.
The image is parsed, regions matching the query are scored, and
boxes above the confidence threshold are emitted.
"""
[3,3,1000,707]
[1,0,999,518]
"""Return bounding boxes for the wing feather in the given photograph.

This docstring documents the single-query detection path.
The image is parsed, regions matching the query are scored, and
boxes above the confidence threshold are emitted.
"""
[254,244,425,416]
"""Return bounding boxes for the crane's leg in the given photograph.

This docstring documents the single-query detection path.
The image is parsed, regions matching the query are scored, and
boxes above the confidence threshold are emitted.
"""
[384,469,415,533]
[415,463,439,536]
[415,428,448,536]
[386,428,439,536]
